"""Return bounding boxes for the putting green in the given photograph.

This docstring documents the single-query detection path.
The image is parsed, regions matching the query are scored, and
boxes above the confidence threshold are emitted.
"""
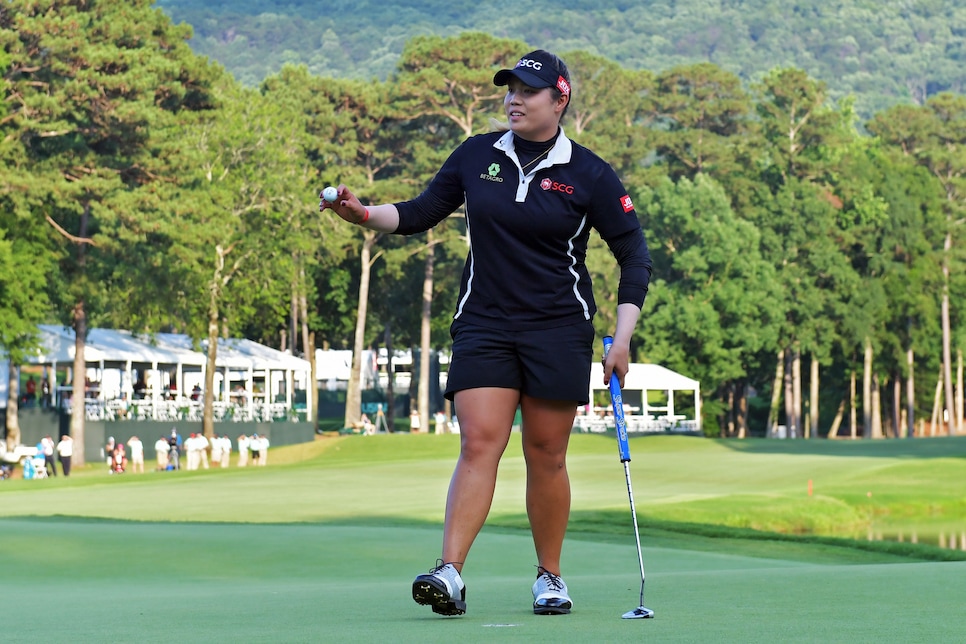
[4,517,965,642]
[3,434,965,641]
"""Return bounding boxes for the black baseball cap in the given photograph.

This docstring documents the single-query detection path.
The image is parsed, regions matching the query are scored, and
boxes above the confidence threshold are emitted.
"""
[493,50,571,97]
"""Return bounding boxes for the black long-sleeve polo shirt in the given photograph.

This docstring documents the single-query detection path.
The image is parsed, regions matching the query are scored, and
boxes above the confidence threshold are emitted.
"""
[395,129,651,331]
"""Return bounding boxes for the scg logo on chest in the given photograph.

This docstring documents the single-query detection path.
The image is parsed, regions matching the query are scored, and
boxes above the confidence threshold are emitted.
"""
[540,178,575,194]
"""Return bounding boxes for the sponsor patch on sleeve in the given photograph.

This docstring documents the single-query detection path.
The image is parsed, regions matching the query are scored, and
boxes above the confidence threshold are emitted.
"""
[621,195,634,213]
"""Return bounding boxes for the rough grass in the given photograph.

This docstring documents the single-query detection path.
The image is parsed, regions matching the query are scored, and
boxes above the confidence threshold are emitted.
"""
[3,432,964,559]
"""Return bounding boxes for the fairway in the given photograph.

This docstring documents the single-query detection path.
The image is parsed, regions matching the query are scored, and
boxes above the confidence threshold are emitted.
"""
[3,434,966,642]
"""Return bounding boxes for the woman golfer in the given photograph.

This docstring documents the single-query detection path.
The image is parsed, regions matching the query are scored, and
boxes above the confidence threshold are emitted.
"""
[322,49,651,616]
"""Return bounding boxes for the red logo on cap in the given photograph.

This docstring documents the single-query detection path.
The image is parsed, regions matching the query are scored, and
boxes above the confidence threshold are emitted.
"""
[621,195,634,213]
[556,76,571,96]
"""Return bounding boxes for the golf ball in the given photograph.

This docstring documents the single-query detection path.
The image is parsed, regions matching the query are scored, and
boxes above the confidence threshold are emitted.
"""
[322,186,338,202]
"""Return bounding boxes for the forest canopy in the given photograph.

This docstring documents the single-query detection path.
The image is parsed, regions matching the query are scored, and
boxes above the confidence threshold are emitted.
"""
[156,0,966,122]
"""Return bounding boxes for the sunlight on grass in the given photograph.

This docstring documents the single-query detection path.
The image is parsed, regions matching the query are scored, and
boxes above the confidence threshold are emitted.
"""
[2,433,964,554]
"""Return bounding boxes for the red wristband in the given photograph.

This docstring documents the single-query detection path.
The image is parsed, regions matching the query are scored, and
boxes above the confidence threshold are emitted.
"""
[359,207,370,224]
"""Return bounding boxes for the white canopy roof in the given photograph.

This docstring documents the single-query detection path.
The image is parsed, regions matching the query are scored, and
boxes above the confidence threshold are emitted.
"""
[219,338,310,372]
[590,362,699,393]
[28,327,309,374]
[27,326,108,364]
[153,333,250,369]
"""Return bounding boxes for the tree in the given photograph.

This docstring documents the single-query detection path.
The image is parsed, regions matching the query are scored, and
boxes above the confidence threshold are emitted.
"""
[868,95,966,435]
[160,79,314,437]
[752,68,858,438]
[0,40,53,447]
[634,175,781,436]
[651,62,754,183]
[564,50,655,178]
[1,0,217,462]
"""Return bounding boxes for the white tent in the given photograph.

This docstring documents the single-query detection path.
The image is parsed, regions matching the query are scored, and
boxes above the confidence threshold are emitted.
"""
[29,326,109,364]
[584,362,701,433]
[8,326,312,421]
[35,325,207,408]
[154,334,312,420]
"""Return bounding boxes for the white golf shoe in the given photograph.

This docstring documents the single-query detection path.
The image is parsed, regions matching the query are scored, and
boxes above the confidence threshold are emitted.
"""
[412,560,466,616]
[532,567,573,615]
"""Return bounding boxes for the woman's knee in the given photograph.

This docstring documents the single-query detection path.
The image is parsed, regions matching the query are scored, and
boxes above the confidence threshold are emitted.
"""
[459,428,510,464]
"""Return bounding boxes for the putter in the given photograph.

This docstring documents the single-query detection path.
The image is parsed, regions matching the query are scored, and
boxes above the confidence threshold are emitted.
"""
[603,336,655,620]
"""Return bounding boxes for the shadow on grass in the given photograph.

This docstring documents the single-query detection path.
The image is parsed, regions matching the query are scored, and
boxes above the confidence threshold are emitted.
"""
[483,510,966,565]
[717,435,966,459]
[17,507,963,566]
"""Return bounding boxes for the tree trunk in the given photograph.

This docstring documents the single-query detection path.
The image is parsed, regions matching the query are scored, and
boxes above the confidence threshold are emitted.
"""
[737,381,748,439]
[71,300,87,466]
[849,369,857,440]
[930,366,943,436]
[871,373,883,439]
[722,385,734,438]
[956,348,964,435]
[808,354,819,439]
[384,324,395,433]
[5,363,20,449]
[906,347,915,439]
[417,231,435,433]
[202,243,234,439]
[863,339,873,439]
[202,299,220,439]
[69,202,91,467]
[290,260,299,355]
[783,349,797,438]
[892,374,902,439]
[791,346,802,438]
[300,266,310,359]
[298,269,313,425]
[346,231,378,429]
[308,332,317,431]
[941,230,957,434]
[767,349,784,436]
[828,399,845,439]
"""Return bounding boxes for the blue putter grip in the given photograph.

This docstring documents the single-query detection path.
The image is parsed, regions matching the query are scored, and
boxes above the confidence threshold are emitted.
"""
[603,336,632,463]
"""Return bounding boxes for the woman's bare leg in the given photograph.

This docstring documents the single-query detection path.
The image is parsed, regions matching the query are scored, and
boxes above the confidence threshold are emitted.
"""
[441,387,520,571]
[520,395,578,575]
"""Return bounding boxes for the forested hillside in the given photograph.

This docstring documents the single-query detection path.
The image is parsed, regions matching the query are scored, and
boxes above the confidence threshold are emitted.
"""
[4,2,965,440]
[156,0,966,121]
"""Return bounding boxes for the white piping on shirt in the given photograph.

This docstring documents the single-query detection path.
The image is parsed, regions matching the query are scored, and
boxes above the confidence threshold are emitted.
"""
[453,190,473,320]
[568,215,591,320]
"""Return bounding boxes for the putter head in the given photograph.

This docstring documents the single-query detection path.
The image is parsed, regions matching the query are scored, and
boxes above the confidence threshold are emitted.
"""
[621,606,655,619]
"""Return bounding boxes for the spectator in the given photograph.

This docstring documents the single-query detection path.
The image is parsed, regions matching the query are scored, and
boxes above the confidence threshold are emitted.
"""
[41,435,57,477]
[374,403,389,432]
[154,435,170,471]
[237,434,250,467]
[24,376,37,404]
[256,433,269,466]
[112,444,127,474]
[197,433,210,469]
[127,436,145,474]
[105,437,116,472]
[168,428,182,470]
[249,433,260,466]
[190,384,202,401]
[211,433,224,467]
[434,410,448,435]
[219,434,231,468]
[184,433,199,470]
[409,407,421,433]
[55,435,73,476]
